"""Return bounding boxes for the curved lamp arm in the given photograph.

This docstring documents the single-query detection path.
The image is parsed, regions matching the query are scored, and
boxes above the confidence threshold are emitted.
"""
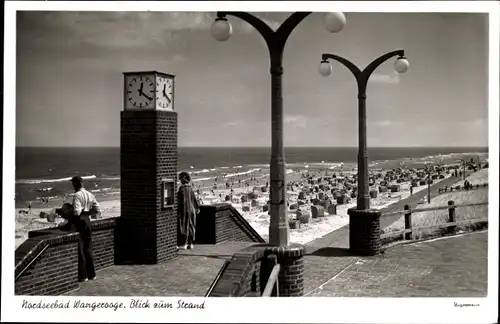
[322,53,362,81]
[218,11,312,66]
[276,12,312,46]
[362,49,405,80]
[217,12,275,46]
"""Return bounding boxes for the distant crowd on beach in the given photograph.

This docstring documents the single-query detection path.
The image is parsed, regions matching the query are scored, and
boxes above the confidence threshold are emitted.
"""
[192,171,265,205]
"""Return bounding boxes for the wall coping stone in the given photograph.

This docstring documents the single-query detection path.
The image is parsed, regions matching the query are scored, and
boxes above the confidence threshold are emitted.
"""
[200,203,231,212]
[264,244,305,258]
[28,217,118,239]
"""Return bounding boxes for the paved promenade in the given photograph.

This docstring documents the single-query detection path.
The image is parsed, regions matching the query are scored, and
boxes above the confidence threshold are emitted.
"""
[66,242,253,296]
[67,231,487,297]
[306,231,488,297]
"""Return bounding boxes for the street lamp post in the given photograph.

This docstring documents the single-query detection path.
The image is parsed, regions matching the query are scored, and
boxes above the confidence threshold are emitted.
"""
[212,12,345,247]
[318,50,409,255]
[424,161,434,204]
[211,11,346,296]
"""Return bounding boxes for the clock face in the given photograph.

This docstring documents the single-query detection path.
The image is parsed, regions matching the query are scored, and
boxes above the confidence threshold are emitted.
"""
[156,76,174,110]
[126,75,155,109]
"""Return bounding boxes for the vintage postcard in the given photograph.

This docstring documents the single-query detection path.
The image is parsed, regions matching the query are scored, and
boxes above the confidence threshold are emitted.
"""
[2,1,498,323]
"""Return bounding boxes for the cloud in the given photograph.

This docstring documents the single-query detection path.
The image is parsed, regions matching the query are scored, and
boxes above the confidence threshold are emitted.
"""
[25,11,215,32]
[261,17,282,31]
[470,117,487,127]
[372,120,393,127]
[18,12,215,54]
[370,119,405,128]
[220,120,245,128]
[285,115,308,128]
[172,54,187,62]
[369,72,401,84]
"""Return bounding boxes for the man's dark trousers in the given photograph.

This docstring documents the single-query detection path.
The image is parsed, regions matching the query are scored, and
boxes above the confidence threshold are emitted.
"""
[71,214,96,280]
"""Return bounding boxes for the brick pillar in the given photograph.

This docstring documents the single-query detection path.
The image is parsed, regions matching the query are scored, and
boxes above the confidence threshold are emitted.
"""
[116,110,178,264]
[347,208,381,256]
[264,244,305,297]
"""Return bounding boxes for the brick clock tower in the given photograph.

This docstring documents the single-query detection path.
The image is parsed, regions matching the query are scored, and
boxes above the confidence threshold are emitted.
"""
[117,71,178,265]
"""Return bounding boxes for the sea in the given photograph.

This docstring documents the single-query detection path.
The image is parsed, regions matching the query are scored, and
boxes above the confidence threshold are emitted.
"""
[14,146,488,208]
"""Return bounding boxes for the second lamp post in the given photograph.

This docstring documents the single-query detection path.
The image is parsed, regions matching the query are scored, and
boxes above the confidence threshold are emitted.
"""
[318,50,410,255]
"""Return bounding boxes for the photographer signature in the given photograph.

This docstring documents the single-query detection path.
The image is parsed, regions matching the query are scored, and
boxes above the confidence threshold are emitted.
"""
[454,302,480,308]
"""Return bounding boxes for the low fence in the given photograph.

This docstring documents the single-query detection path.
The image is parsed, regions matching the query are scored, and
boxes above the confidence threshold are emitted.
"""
[381,201,488,244]
[438,183,488,194]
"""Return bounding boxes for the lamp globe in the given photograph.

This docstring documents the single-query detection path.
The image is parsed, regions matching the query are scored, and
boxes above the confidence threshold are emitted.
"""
[211,17,232,42]
[323,12,346,33]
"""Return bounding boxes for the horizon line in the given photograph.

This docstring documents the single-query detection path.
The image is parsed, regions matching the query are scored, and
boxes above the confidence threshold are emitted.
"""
[16,145,489,149]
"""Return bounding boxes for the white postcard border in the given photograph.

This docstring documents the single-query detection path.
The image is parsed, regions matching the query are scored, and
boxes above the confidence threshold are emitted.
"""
[2,1,499,323]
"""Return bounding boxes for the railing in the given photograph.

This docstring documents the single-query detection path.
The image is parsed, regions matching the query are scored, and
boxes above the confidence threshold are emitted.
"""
[262,263,280,297]
[382,201,488,218]
[437,183,488,194]
[382,218,489,239]
[261,254,280,297]
[205,260,230,297]
[381,200,488,241]
[15,244,49,281]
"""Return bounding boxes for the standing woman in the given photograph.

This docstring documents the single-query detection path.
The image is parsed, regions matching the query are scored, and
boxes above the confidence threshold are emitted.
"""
[177,172,199,250]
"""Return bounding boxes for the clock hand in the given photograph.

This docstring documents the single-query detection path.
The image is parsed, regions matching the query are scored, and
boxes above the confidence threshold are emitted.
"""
[139,82,144,93]
[161,86,172,105]
[141,93,153,101]
[137,87,152,101]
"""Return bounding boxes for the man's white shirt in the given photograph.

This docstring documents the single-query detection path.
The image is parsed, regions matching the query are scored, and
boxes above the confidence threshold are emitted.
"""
[72,188,100,216]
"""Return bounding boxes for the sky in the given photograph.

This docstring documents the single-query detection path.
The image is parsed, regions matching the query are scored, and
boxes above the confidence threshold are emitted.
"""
[15,11,489,147]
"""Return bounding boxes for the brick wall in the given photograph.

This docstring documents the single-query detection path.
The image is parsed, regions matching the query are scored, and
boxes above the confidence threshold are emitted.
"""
[155,111,178,263]
[208,245,266,297]
[119,110,178,264]
[28,218,118,272]
[16,218,118,295]
[196,203,265,245]
[15,233,80,295]
[90,218,117,270]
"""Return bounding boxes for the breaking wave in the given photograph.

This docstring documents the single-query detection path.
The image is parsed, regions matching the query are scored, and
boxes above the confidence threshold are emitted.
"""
[16,175,97,185]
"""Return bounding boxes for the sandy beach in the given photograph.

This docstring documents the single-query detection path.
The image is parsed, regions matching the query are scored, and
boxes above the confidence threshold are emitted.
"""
[15,165,452,249]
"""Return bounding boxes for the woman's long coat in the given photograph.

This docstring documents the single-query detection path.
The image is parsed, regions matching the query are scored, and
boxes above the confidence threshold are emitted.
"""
[177,183,199,239]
